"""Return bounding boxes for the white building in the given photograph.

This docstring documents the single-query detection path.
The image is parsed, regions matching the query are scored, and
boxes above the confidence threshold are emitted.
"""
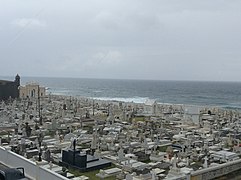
[143,99,158,115]
[19,83,46,99]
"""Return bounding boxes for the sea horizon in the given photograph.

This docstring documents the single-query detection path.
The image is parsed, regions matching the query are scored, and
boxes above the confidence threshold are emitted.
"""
[1,75,241,110]
[1,75,241,84]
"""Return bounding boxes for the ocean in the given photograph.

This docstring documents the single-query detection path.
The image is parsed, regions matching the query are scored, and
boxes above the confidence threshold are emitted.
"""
[1,76,241,110]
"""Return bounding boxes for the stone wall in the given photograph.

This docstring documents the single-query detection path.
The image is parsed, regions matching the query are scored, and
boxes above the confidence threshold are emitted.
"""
[0,146,68,180]
[191,159,241,180]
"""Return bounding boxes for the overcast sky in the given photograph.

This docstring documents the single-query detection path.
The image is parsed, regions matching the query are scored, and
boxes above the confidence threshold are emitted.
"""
[0,0,241,81]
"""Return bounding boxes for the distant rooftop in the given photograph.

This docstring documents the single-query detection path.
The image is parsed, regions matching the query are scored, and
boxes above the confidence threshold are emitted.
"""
[26,82,40,85]
[0,80,13,84]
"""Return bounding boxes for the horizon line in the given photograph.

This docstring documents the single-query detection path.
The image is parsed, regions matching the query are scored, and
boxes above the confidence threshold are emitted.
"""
[0,74,241,83]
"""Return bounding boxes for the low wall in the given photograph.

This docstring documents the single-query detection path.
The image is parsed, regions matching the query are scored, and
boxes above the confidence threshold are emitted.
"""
[191,159,241,180]
[0,146,69,180]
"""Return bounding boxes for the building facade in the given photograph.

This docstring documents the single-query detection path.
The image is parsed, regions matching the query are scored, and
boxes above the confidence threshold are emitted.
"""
[0,75,20,101]
[19,83,46,99]
[143,99,158,115]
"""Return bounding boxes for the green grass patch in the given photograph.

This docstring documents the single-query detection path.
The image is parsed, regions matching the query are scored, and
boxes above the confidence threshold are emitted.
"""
[0,131,9,136]
[95,114,108,120]
[69,164,116,180]
[133,117,145,122]
[158,146,168,152]
[141,159,151,163]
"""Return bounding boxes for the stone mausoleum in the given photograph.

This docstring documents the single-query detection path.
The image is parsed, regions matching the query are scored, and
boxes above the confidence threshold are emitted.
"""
[19,83,46,99]
[61,139,111,172]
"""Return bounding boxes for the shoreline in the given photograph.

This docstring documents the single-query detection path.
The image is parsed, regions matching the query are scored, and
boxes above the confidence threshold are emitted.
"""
[17,76,241,111]
[48,93,238,113]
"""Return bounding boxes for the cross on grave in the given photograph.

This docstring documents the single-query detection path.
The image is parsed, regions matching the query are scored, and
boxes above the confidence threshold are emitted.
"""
[203,156,208,168]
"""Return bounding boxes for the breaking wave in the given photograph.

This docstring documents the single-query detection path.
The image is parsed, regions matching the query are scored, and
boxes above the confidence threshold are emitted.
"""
[92,97,149,104]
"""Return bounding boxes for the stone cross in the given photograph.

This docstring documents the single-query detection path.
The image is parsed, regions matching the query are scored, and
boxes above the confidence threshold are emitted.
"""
[118,147,125,162]
[203,156,208,168]
[153,144,157,154]
[55,131,60,141]
[186,157,189,166]
[173,155,177,169]
[151,170,156,180]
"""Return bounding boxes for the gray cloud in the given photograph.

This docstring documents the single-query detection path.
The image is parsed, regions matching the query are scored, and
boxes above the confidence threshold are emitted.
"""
[0,0,241,81]
[11,18,46,28]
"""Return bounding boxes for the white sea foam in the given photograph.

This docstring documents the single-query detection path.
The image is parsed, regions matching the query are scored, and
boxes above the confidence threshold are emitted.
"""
[92,97,149,104]
[221,102,241,110]
[93,90,103,93]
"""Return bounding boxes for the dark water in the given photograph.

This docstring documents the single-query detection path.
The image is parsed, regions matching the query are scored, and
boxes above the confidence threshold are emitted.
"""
[1,76,241,109]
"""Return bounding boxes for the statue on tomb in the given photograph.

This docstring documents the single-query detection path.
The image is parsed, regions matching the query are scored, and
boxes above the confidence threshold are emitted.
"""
[69,137,77,151]
[151,170,156,180]
[203,156,208,168]
[55,131,60,141]
[181,145,185,153]
[118,147,125,162]
[30,142,34,148]
[186,157,189,166]
[35,138,39,148]
[91,134,97,155]
[73,138,76,151]
[62,167,67,177]
[18,123,22,134]
[125,173,133,180]
[66,127,70,134]
[38,148,42,162]
[172,155,177,169]
[14,123,18,134]
[166,146,174,160]
[52,118,57,130]
[193,148,198,157]
[25,122,32,137]
[85,109,90,118]
[143,138,148,154]
[94,149,100,158]
[70,137,74,149]
[99,169,105,176]
[44,148,51,162]
[35,123,39,130]
[22,127,27,137]
[20,137,26,150]
[9,116,13,123]
[63,104,67,110]
[49,161,53,170]
[74,106,77,116]
[37,130,44,148]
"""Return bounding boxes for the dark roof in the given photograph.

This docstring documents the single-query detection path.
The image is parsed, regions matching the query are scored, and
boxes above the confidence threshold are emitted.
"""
[0,166,25,179]
[86,158,111,168]
[0,80,14,84]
